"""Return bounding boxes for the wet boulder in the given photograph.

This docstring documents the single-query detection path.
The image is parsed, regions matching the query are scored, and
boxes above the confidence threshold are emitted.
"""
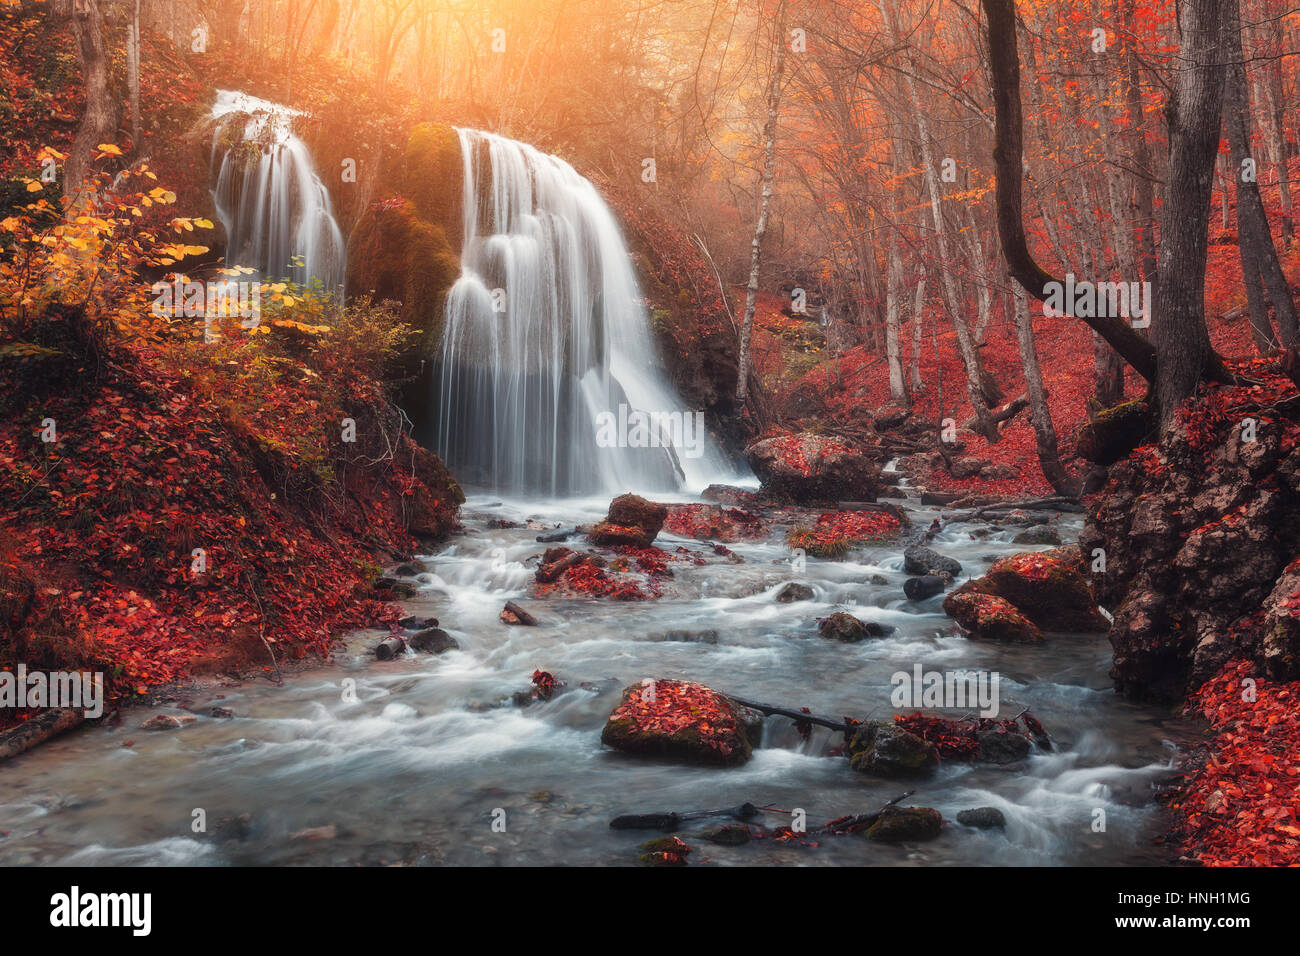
[601,679,760,767]
[942,592,1043,644]
[903,574,948,601]
[903,545,962,577]
[586,522,655,548]
[702,825,752,846]
[847,721,939,778]
[953,551,1108,632]
[745,432,880,504]
[606,494,668,541]
[977,727,1033,764]
[776,582,815,603]
[818,612,890,642]
[141,713,197,731]
[865,806,943,842]
[956,807,1006,830]
[408,627,459,653]
[638,836,691,866]
[1011,526,1062,546]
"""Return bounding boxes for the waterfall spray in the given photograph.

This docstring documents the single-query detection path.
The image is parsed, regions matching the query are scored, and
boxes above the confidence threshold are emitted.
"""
[433,129,728,496]
[209,90,346,296]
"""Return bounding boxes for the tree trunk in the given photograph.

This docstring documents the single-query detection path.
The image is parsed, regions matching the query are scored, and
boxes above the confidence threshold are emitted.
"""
[1152,0,1227,423]
[885,224,908,405]
[1223,0,1296,347]
[904,69,998,442]
[1123,0,1159,290]
[60,0,119,211]
[127,0,142,152]
[735,3,788,412]
[910,270,926,391]
[1013,282,1080,496]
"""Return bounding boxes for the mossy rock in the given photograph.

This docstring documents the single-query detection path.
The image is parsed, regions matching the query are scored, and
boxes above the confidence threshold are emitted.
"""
[600,679,757,766]
[942,591,1043,643]
[637,836,691,866]
[348,199,460,352]
[865,806,943,842]
[819,611,866,642]
[954,551,1108,633]
[404,122,464,236]
[702,825,752,846]
[1077,400,1154,465]
[847,721,938,778]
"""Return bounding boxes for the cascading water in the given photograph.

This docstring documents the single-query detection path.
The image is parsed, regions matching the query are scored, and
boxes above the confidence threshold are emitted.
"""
[433,129,731,496]
[209,90,346,296]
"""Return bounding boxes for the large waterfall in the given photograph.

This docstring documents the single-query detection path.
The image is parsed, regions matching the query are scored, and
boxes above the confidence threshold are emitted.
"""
[433,129,727,496]
[209,90,346,295]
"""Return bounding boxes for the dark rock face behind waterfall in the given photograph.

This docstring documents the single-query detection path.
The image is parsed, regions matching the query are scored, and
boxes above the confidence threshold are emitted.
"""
[1081,386,1300,702]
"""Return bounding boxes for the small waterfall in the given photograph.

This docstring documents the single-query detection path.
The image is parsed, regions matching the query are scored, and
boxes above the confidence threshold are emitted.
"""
[433,129,728,496]
[209,90,346,296]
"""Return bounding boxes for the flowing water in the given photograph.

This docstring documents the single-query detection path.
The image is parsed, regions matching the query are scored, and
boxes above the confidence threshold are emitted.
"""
[0,485,1188,866]
[0,104,1182,866]
[433,128,731,496]
[209,90,347,296]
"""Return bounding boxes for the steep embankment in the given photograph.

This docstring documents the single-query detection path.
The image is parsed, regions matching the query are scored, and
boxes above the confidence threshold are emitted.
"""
[1080,357,1300,865]
[1,306,462,729]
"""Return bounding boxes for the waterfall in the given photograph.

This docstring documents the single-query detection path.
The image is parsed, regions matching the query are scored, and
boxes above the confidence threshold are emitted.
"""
[209,90,346,296]
[433,129,728,496]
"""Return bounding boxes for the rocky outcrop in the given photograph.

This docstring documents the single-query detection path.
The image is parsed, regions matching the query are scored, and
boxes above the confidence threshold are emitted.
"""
[745,433,880,504]
[1080,389,1300,701]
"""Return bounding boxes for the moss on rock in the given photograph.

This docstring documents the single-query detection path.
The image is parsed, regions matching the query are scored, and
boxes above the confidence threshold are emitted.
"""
[403,122,464,236]
[1077,400,1154,465]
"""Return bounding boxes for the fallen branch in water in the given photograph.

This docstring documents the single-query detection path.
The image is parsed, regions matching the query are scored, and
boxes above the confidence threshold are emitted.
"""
[610,801,763,832]
[816,790,915,835]
[724,694,850,732]
[944,496,1082,521]
[0,708,85,761]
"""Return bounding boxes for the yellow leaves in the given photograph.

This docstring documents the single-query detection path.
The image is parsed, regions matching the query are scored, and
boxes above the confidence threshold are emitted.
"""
[217,266,257,277]
[96,143,123,156]
[272,319,331,335]
[157,243,210,261]
[0,217,19,233]
[147,187,177,206]
[25,180,42,193]
[171,216,213,233]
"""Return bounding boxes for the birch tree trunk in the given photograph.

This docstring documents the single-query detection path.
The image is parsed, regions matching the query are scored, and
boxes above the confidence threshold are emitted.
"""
[735,3,788,412]
[886,224,908,405]
[1013,282,1080,496]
